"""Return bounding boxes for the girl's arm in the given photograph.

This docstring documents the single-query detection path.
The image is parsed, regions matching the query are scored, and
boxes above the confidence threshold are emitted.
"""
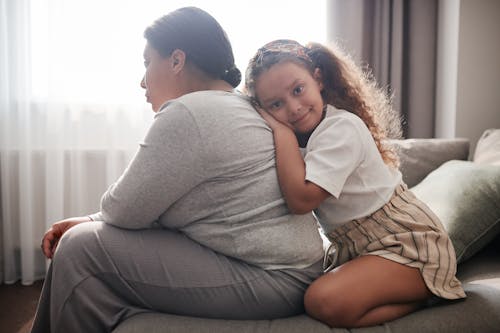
[258,109,330,214]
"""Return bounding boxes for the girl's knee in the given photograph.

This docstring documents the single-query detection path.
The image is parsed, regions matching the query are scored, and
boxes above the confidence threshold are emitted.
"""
[304,281,361,328]
[304,282,343,326]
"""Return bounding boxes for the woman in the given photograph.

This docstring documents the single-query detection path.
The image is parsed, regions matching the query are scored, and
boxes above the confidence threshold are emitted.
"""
[31,8,324,333]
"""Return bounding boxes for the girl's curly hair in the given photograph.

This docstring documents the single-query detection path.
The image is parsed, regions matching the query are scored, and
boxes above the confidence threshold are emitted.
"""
[246,40,402,168]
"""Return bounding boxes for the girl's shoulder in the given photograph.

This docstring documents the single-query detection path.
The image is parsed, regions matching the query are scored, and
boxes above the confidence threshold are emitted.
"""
[319,105,368,133]
[324,104,363,122]
[307,105,374,152]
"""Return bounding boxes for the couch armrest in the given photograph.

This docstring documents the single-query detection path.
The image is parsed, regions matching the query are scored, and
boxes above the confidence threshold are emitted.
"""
[389,138,470,187]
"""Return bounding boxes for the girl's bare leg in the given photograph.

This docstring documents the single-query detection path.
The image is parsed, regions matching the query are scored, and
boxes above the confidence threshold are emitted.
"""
[304,255,432,328]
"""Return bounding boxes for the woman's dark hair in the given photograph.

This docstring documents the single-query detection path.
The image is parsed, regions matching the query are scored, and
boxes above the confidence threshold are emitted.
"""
[144,7,241,87]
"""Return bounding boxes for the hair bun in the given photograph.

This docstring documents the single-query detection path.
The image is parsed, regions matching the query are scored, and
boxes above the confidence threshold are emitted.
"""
[221,66,242,88]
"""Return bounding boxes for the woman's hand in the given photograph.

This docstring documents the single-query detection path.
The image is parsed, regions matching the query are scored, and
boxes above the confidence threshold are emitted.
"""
[41,216,91,259]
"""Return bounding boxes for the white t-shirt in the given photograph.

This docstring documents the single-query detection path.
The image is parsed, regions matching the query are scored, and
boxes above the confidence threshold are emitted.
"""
[303,105,402,234]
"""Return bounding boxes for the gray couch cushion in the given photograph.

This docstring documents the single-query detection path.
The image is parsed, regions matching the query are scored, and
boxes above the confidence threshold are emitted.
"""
[113,283,500,333]
[473,128,500,166]
[390,138,470,187]
[113,243,500,333]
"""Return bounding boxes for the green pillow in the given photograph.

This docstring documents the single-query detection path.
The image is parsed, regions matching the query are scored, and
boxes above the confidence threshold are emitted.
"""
[411,160,500,263]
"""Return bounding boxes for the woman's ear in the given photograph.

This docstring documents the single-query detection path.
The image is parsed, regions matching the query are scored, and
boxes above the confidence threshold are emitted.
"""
[313,67,323,90]
[170,49,186,74]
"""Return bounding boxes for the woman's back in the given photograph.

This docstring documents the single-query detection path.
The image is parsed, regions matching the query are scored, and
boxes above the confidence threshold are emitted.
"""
[116,90,324,269]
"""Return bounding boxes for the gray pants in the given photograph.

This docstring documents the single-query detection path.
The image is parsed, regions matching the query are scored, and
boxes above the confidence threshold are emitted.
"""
[31,222,322,333]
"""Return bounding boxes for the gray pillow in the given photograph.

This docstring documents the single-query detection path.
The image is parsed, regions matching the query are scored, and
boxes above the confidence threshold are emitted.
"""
[390,138,470,187]
[473,128,500,166]
[411,160,500,263]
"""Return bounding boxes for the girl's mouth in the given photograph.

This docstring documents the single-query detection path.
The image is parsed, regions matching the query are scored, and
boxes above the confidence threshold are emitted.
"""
[291,111,308,126]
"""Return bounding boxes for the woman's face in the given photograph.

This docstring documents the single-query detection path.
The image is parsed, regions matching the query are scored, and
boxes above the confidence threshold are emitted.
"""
[255,61,324,134]
[141,43,180,112]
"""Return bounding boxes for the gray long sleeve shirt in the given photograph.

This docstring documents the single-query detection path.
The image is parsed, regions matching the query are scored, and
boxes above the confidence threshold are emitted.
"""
[90,90,323,270]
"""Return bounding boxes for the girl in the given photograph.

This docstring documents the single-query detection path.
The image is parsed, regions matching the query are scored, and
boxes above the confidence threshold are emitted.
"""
[245,39,466,328]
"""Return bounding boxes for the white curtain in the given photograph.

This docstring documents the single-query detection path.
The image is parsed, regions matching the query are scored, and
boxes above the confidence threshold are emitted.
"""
[0,0,152,285]
[327,0,460,139]
[0,0,327,285]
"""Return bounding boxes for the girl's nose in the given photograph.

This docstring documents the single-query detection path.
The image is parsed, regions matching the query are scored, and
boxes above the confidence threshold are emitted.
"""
[140,76,146,89]
[289,100,302,116]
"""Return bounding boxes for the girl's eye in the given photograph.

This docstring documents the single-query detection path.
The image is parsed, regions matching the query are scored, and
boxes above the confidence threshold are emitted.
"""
[293,85,304,95]
[144,61,150,68]
[269,101,282,110]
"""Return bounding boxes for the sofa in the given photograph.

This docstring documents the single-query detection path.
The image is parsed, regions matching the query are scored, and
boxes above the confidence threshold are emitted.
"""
[113,131,500,333]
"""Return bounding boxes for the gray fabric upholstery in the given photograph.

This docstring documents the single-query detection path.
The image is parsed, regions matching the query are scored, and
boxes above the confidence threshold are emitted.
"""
[474,128,500,166]
[113,241,500,333]
[113,138,500,333]
[114,283,500,333]
[390,138,470,187]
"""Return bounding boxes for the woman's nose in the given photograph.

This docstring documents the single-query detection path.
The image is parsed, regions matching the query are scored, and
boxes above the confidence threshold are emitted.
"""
[140,76,146,89]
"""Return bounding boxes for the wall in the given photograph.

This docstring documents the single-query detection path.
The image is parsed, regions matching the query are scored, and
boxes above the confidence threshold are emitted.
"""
[327,0,500,151]
[456,0,500,154]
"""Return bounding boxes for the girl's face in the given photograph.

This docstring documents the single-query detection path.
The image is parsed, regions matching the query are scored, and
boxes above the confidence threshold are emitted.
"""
[141,43,180,112]
[255,61,324,134]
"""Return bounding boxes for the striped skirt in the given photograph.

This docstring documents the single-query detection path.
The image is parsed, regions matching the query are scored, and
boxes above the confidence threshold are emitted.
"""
[323,184,466,300]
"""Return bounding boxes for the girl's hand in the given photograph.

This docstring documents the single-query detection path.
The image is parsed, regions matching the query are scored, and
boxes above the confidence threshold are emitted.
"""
[41,216,91,259]
[255,106,293,132]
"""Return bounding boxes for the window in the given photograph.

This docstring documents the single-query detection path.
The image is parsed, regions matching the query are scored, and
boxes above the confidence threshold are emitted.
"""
[0,0,327,284]
[30,0,327,104]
